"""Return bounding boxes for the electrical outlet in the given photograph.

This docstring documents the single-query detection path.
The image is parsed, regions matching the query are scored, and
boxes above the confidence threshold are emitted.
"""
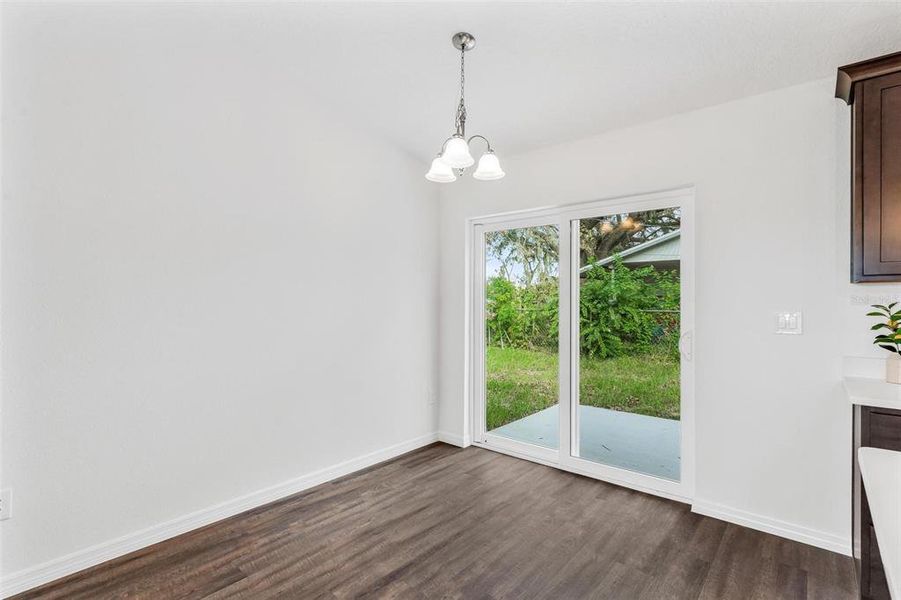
[0,489,11,521]
[426,386,437,406]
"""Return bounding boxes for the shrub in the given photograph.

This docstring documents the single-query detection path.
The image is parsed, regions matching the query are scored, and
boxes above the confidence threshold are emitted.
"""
[579,257,679,358]
[486,258,679,359]
[486,276,558,350]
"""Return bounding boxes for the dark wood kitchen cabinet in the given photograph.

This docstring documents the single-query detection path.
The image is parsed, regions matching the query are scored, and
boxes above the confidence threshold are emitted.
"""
[836,52,901,283]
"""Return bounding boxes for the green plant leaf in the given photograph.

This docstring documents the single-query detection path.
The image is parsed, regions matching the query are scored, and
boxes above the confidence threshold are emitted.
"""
[872,323,891,330]
[867,311,889,317]
[879,344,900,354]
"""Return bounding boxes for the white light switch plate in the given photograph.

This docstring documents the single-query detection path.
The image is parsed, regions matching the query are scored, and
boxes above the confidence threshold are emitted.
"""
[775,311,803,335]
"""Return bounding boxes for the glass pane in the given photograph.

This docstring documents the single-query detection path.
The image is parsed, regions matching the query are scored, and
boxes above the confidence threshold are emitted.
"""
[484,225,559,449]
[576,208,681,480]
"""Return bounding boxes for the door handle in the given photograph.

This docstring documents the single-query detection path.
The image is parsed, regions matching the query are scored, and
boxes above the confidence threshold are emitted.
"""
[679,331,693,361]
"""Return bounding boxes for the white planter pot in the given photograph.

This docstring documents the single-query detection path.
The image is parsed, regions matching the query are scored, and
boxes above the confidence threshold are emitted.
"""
[887,354,901,385]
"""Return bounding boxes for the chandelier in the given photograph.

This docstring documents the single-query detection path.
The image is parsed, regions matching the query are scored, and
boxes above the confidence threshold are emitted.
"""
[425,32,505,183]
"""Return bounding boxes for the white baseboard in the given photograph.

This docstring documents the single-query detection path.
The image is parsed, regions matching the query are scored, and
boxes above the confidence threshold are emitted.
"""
[1,432,439,598]
[437,431,467,447]
[691,498,850,556]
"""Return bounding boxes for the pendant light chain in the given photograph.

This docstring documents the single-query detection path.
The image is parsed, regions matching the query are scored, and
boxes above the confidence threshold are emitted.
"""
[454,47,467,137]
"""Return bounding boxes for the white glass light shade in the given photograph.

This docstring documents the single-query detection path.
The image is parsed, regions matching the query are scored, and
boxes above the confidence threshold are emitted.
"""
[425,157,456,183]
[472,151,505,180]
[440,136,475,168]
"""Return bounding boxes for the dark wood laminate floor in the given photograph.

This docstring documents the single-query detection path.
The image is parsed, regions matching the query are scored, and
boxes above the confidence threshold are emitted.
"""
[13,443,857,599]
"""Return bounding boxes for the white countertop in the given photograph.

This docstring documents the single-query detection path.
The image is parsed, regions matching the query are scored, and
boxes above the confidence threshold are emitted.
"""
[844,377,901,411]
[859,447,901,599]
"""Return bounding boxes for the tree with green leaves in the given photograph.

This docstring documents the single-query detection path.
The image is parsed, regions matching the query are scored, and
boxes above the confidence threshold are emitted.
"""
[486,226,558,286]
[579,208,680,266]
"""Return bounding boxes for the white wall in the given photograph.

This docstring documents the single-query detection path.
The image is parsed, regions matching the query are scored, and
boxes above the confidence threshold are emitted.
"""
[1,4,438,585]
[438,78,901,553]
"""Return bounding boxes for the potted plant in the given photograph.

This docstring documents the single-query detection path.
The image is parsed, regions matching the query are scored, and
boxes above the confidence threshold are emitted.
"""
[868,302,901,384]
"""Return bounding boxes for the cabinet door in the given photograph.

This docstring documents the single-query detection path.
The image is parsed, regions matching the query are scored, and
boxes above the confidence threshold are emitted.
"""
[869,410,901,450]
[854,71,901,281]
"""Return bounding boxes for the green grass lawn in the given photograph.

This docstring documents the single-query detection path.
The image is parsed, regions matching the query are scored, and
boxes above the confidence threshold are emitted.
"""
[486,346,680,431]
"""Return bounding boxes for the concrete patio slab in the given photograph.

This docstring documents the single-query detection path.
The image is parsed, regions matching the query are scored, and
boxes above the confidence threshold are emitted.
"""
[490,405,680,481]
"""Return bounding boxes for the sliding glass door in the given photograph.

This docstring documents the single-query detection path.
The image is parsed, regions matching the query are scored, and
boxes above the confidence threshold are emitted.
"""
[474,218,561,460]
[573,209,682,481]
[472,189,694,500]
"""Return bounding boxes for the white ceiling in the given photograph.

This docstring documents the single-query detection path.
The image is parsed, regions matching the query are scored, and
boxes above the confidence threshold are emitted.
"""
[237,1,901,159]
[13,2,901,159]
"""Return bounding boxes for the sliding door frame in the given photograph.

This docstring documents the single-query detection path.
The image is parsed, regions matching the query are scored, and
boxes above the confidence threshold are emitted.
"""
[471,213,562,464]
[468,186,695,503]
